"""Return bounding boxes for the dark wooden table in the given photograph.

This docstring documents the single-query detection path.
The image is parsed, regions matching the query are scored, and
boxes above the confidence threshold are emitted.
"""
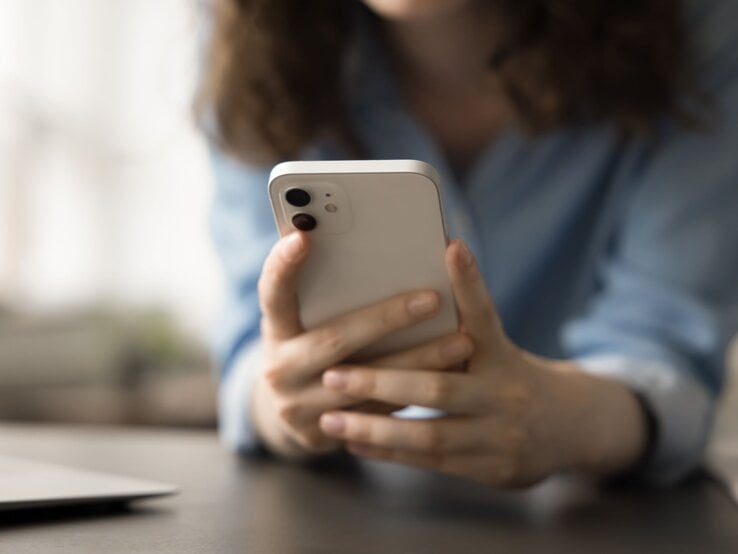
[1,423,737,553]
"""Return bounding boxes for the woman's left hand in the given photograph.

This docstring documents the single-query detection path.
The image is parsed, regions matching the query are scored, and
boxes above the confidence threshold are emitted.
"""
[319,240,648,487]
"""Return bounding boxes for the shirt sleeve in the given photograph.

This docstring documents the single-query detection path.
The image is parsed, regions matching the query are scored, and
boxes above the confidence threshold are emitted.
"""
[209,146,276,452]
[562,24,738,483]
[218,338,265,452]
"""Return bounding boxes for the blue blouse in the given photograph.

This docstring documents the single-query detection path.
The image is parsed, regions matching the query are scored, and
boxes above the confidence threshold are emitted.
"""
[209,0,738,484]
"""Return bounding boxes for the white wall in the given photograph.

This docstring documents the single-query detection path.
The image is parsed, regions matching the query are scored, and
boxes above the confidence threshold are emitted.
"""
[0,0,221,340]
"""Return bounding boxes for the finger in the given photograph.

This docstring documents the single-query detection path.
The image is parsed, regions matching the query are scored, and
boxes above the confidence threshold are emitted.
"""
[347,442,446,472]
[367,332,474,371]
[445,240,506,358]
[274,384,353,454]
[319,412,481,453]
[258,232,309,341]
[346,332,475,414]
[272,289,441,387]
[282,425,341,456]
[273,384,358,428]
[275,387,411,425]
[323,368,484,414]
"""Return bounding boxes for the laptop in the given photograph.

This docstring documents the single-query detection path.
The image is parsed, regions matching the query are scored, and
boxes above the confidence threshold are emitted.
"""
[0,454,177,511]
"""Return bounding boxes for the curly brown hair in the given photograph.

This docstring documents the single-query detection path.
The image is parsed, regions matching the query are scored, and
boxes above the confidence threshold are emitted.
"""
[197,0,697,164]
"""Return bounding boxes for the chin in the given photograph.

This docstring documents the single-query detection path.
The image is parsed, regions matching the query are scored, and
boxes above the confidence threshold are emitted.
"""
[360,0,473,21]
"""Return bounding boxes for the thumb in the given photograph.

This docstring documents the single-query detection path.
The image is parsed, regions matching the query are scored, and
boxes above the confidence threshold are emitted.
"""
[258,231,310,341]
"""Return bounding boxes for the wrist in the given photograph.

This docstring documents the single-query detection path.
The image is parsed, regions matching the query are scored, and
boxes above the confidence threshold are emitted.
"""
[542,360,649,476]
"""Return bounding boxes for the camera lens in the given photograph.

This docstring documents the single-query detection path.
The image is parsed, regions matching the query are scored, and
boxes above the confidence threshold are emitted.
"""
[285,188,311,207]
[292,213,317,231]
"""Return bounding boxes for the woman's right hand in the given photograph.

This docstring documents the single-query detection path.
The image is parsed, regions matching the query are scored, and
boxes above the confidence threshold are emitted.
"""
[251,231,474,460]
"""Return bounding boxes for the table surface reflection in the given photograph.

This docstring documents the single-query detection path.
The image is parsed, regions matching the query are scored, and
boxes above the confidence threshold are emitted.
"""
[0,423,736,553]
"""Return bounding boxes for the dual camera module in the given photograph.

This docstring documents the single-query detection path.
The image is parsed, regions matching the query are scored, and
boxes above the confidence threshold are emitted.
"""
[285,188,317,231]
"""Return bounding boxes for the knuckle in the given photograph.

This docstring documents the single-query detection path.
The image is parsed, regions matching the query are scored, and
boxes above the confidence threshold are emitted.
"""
[350,419,374,444]
[263,361,288,388]
[415,422,444,450]
[351,371,377,397]
[415,344,437,368]
[414,337,450,368]
[276,400,301,424]
[301,433,324,450]
[423,375,454,407]
[503,383,533,416]
[294,431,328,452]
[437,334,470,362]
[379,301,406,329]
[313,327,348,357]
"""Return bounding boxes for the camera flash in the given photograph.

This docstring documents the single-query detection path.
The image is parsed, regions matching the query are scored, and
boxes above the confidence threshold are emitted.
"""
[325,203,338,213]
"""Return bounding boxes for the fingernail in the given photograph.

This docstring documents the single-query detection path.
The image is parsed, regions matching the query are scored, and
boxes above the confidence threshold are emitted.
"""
[441,338,472,362]
[323,370,348,390]
[280,233,303,262]
[407,292,438,316]
[320,413,345,435]
[458,241,474,267]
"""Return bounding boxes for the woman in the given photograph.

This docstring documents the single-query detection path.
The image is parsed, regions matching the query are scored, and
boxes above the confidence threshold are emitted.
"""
[199,0,738,486]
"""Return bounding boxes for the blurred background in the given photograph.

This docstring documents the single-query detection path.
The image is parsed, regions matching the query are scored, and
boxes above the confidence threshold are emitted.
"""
[0,0,219,428]
[0,0,735,442]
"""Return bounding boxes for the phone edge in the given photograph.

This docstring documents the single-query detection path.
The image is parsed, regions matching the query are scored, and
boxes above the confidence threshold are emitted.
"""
[267,160,449,241]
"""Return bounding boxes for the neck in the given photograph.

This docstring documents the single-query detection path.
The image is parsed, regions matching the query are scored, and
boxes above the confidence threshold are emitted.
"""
[379,3,499,93]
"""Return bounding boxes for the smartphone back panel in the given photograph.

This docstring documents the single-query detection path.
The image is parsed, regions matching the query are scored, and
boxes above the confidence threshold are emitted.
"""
[269,160,457,360]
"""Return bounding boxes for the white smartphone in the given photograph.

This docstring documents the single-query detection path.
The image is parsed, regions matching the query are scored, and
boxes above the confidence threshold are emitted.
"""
[268,159,458,361]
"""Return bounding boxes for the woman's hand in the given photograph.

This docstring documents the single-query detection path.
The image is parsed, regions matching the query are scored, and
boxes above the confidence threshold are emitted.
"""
[319,240,649,486]
[252,232,475,460]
